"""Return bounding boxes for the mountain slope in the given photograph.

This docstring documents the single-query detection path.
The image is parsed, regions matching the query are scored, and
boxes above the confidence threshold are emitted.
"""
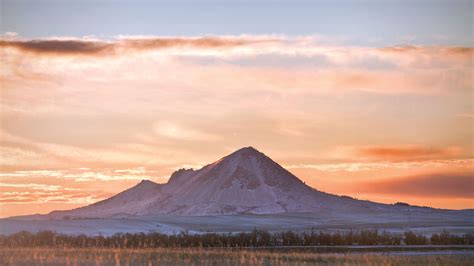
[46,147,437,218]
[49,180,164,219]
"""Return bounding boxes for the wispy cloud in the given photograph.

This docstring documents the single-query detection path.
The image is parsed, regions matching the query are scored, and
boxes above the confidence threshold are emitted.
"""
[0,168,164,182]
[2,35,472,62]
[0,182,98,205]
[0,191,109,204]
[379,45,474,59]
[153,121,220,141]
[0,39,114,55]
[457,113,474,119]
[0,167,161,206]
[2,35,471,101]
[354,146,463,161]
[285,159,474,172]
[353,172,474,198]
[0,182,64,191]
[0,36,276,56]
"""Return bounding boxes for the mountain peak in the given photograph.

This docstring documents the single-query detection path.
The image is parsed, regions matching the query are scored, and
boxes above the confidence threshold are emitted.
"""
[229,146,263,157]
[240,146,259,152]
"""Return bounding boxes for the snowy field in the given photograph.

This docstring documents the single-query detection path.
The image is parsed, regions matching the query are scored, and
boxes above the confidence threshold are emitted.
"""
[1,211,472,236]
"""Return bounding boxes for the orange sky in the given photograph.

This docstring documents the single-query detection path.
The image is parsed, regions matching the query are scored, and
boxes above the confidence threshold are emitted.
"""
[0,35,473,218]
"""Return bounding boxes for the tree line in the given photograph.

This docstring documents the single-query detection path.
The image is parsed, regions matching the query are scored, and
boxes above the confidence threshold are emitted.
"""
[1,230,472,248]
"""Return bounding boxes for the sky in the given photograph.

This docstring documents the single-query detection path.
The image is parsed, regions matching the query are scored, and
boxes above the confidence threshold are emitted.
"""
[0,0,473,217]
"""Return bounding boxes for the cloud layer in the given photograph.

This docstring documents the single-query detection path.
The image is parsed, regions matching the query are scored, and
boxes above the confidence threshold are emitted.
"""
[1,34,472,215]
[354,173,474,198]
[354,146,463,161]
[0,36,273,56]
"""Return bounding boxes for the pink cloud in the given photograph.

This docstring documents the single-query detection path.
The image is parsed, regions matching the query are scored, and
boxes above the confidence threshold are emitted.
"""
[355,145,463,161]
[353,172,474,198]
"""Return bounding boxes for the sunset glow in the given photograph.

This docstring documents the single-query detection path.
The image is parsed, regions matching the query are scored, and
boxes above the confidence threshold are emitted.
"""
[1,0,473,218]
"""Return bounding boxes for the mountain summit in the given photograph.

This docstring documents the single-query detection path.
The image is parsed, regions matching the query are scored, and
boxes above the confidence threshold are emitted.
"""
[50,147,391,218]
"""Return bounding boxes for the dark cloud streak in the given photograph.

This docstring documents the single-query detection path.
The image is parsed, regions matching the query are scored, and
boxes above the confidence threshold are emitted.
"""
[0,40,114,55]
[355,146,462,161]
[379,45,474,58]
[0,37,269,56]
[355,173,474,198]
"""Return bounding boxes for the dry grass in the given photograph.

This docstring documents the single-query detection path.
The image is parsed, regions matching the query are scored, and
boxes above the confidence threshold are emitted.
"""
[1,247,473,266]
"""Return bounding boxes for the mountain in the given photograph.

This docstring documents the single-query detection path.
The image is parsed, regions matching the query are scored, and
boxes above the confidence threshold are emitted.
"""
[51,180,164,219]
[48,147,430,219]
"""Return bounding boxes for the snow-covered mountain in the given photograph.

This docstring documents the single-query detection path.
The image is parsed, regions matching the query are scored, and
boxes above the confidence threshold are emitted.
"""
[48,147,424,219]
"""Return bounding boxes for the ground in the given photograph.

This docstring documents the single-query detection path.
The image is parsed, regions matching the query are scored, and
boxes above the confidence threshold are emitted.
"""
[1,247,473,266]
